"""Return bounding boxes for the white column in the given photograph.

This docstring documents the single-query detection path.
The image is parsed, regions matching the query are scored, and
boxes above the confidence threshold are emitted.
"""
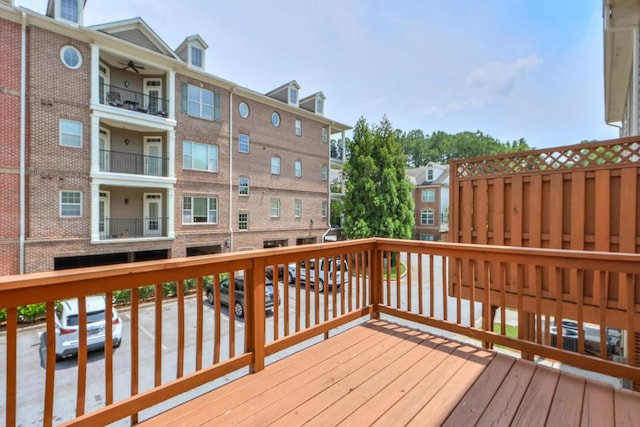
[168,130,175,178]
[168,70,176,120]
[91,45,100,106]
[633,27,639,136]
[90,114,100,174]
[90,182,101,242]
[167,187,175,239]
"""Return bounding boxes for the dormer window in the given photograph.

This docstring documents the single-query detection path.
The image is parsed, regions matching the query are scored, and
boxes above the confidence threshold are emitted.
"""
[48,0,83,25]
[289,87,298,106]
[316,98,324,115]
[191,46,203,68]
[427,168,434,181]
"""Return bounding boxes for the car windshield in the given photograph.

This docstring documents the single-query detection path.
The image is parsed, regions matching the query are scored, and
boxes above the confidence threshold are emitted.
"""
[66,310,106,326]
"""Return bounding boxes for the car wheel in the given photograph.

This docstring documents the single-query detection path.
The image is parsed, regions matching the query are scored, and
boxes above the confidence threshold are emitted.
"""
[113,338,121,348]
[317,279,325,293]
[234,301,245,318]
[207,291,214,305]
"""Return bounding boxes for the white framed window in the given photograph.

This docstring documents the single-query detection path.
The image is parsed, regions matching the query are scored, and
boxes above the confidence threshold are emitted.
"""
[294,199,302,217]
[183,196,218,224]
[187,85,214,120]
[271,111,280,127]
[289,87,298,105]
[270,199,281,217]
[321,201,328,218]
[322,128,328,143]
[239,177,249,195]
[295,160,302,177]
[238,134,250,153]
[427,168,434,181]
[60,0,79,23]
[316,98,324,114]
[183,141,218,172]
[239,212,249,230]
[421,189,436,203]
[271,156,281,175]
[421,209,435,225]
[60,190,82,217]
[190,46,203,68]
[321,165,328,181]
[295,119,302,136]
[60,45,82,69]
[238,102,249,118]
[60,119,82,147]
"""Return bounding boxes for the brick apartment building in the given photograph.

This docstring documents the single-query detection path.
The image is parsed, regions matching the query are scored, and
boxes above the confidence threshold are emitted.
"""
[0,0,350,275]
[406,162,449,241]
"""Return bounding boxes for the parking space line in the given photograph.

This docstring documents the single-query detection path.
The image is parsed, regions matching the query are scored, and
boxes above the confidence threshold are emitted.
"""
[123,312,168,350]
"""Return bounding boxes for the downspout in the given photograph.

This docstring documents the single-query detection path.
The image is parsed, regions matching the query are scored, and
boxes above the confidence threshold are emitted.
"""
[634,27,639,136]
[19,11,27,274]
[323,123,333,242]
[228,89,235,251]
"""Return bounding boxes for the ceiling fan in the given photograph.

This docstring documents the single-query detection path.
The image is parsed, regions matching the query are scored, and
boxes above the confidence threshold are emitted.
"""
[119,60,145,74]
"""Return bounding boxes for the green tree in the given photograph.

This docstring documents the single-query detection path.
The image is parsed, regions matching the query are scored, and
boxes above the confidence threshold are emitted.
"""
[342,117,415,240]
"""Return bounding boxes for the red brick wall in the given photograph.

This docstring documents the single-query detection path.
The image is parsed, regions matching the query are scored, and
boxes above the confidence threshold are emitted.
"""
[0,19,22,275]
[413,185,442,239]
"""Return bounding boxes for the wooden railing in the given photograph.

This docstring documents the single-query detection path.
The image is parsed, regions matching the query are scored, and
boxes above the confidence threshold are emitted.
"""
[1,239,639,426]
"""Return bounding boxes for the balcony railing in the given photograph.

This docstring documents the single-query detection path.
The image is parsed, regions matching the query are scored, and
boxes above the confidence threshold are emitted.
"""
[99,217,168,239]
[1,239,639,426]
[101,84,169,117]
[99,149,168,177]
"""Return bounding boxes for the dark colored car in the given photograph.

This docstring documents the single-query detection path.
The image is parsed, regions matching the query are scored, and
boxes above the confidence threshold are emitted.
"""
[205,276,278,318]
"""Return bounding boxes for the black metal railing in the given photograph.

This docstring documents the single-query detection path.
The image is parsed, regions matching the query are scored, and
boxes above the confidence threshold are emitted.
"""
[99,149,168,176]
[99,217,168,240]
[100,83,169,117]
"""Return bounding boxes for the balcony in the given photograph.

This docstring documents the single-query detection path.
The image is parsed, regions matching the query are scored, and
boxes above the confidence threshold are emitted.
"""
[99,217,168,240]
[101,84,169,118]
[99,149,168,177]
[1,239,640,426]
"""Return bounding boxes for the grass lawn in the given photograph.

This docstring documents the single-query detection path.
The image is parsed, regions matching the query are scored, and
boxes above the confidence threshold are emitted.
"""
[493,322,518,339]
[383,262,407,280]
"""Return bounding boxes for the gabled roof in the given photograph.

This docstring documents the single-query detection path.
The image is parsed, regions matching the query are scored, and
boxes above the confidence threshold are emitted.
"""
[46,0,87,18]
[89,17,180,60]
[265,80,300,97]
[406,163,449,186]
[299,91,326,104]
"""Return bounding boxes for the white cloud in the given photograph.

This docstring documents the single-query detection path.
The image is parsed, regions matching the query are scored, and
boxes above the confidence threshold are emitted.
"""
[468,55,543,95]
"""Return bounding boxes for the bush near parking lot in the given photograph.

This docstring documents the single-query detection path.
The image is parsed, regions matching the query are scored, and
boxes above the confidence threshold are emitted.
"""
[1,277,216,326]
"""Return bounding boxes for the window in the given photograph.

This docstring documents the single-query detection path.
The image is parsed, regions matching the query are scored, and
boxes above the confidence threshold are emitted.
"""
[322,128,328,143]
[271,156,281,174]
[271,199,281,217]
[316,98,324,114]
[238,102,249,118]
[421,189,436,203]
[60,45,82,69]
[60,0,79,23]
[295,119,302,136]
[294,160,302,177]
[294,200,302,217]
[420,234,435,241]
[421,209,435,225]
[60,119,82,147]
[191,46,203,68]
[239,177,249,195]
[239,212,249,230]
[289,87,298,105]
[238,134,250,153]
[183,83,220,120]
[183,196,217,224]
[321,165,328,181]
[271,112,280,127]
[321,201,328,217]
[60,191,82,217]
[427,168,434,181]
[183,141,218,172]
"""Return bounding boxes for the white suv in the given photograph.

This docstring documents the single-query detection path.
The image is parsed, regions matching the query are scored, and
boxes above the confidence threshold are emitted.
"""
[292,258,348,292]
[54,295,123,359]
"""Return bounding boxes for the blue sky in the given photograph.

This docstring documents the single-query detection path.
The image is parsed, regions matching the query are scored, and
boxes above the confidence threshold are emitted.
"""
[17,0,618,148]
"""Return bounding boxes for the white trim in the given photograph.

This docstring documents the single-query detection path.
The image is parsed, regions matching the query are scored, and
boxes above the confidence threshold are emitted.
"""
[59,190,82,217]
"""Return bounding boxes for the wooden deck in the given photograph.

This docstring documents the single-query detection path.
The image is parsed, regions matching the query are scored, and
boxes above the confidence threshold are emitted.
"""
[139,320,640,426]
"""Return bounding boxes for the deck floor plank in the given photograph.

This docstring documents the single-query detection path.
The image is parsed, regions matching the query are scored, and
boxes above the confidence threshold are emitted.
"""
[510,364,560,427]
[546,372,586,426]
[135,320,640,427]
[441,353,516,426]
[614,387,640,426]
[582,380,615,427]
[475,358,537,426]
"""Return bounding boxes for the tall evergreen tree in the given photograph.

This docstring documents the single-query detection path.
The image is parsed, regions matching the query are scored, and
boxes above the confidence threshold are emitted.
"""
[343,117,414,239]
